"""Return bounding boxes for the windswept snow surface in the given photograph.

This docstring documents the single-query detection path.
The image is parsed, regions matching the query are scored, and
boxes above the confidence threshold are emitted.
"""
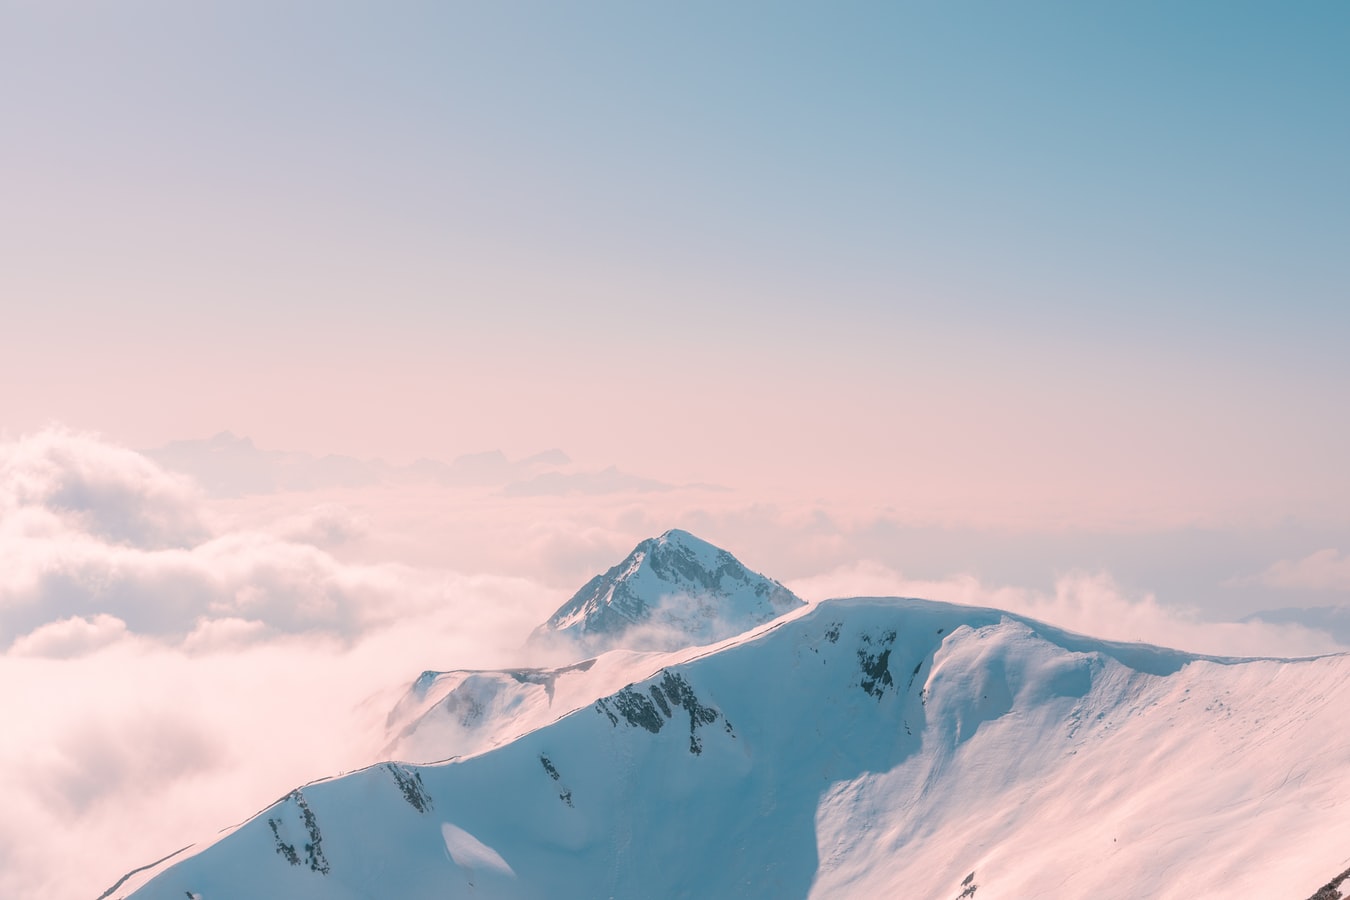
[115,598,1350,899]
[529,529,804,655]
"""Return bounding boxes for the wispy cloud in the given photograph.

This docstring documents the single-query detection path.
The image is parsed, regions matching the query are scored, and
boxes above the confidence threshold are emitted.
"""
[1245,548,1350,593]
[144,432,573,497]
[409,448,571,487]
[501,465,727,497]
[501,465,677,497]
[143,432,381,496]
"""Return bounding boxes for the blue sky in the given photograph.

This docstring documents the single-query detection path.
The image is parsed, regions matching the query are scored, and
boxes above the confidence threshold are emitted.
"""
[9,1,1347,340]
[3,10,1350,892]
[3,1,1348,609]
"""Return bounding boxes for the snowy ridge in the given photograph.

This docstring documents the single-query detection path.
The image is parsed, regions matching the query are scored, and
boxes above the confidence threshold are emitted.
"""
[113,597,1350,899]
[529,529,804,655]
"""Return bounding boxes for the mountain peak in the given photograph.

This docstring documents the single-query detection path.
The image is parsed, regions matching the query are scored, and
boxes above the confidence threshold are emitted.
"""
[651,528,716,555]
[530,530,804,654]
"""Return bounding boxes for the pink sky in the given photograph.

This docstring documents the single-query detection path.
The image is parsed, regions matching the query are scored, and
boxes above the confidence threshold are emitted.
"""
[3,3,1348,896]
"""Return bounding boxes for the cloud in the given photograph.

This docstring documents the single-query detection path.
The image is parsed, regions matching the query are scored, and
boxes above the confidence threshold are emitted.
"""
[1241,606,1350,645]
[7,613,131,658]
[518,521,635,585]
[145,433,573,497]
[407,448,572,487]
[787,562,1349,659]
[0,428,457,648]
[1246,548,1350,593]
[501,465,728,497]
[269,503,371,546]
[0,570,559,899]
[0,512,432,645]
[501,465,674,496]
[181,616,270,653]
[0,428,579,900]
[32,709,227,818]
[1,426,205,548]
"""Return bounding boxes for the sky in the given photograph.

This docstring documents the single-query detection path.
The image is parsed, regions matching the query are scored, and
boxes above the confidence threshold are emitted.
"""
[2,3,1349,897]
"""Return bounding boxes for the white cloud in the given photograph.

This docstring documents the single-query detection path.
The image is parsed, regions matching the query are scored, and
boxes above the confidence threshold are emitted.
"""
[0,429,463,648]
[0,426,205,549]
[787,562,1349,659]
[269,503,371,546]
[7,613,131,658]
[0,583,554,900]
[0,519,437,645]
[0,428,566,899]
[1249,548,1350,592]
[181,616,270,653]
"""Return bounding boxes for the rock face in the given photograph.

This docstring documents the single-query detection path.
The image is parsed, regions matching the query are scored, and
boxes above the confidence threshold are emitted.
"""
[530,529,805,655]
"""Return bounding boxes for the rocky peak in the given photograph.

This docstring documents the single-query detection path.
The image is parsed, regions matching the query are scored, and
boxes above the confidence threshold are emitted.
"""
[530,529,804,655]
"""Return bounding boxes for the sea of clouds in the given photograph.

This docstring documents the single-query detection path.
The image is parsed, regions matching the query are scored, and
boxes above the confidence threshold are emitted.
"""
[0,429,558,898]
[1,427,1344,899]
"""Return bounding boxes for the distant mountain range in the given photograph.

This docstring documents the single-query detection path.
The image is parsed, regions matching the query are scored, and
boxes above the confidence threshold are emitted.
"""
[143,432,721,498]
[106,532,1350,899]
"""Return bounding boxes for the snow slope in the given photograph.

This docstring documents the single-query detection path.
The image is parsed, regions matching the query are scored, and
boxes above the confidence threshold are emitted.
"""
[112,597,1350,899]
[529,529,804,655]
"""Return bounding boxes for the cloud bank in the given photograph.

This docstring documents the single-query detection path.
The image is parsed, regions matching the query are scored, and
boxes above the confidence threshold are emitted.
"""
[1249,548,1350,593]
[1,429,467,652]
[2,427,1345,900]
[0,428,563,900]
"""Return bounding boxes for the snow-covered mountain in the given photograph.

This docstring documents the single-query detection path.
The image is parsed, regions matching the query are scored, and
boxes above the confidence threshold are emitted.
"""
[529,529,804,655]
[385,531,800,763]
[111,596,1350,899]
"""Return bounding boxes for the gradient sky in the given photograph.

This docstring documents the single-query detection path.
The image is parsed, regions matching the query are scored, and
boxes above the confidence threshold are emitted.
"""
[4,8,1350,896]
[4,1,1349,537]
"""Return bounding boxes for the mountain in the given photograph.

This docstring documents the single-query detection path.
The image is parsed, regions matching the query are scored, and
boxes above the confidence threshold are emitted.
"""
[386,531,800,763]
[110,597,1350,899]
[529,529,804,655]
